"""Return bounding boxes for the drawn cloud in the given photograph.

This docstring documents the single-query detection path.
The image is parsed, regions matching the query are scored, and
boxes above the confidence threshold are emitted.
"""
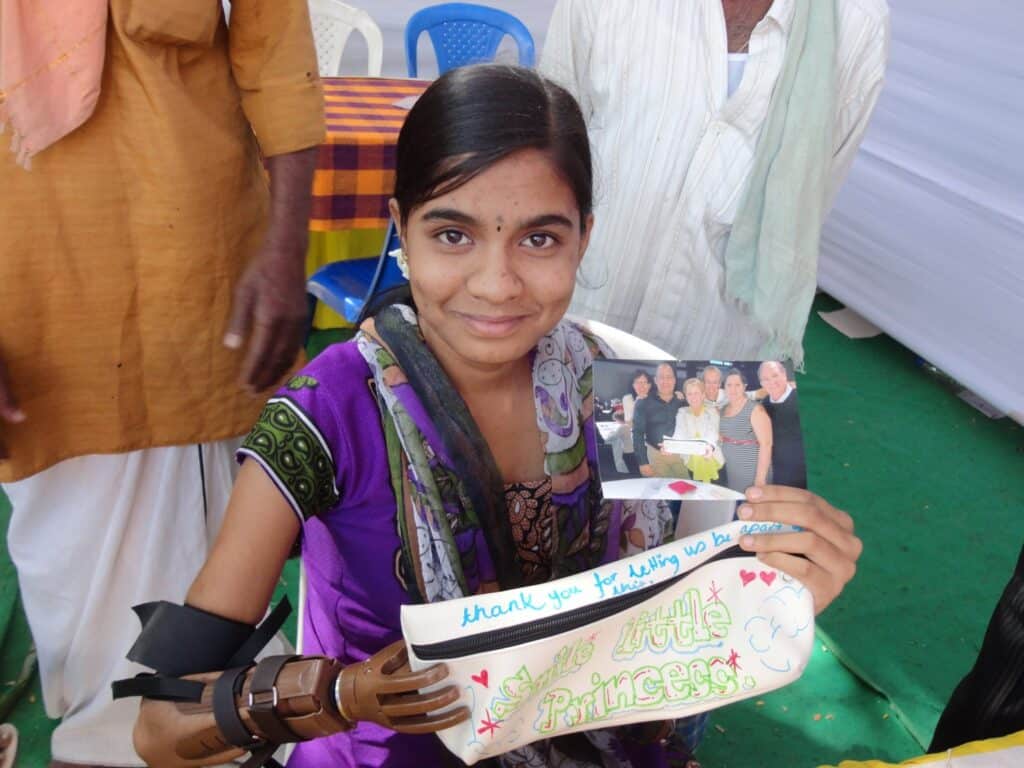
[743,584,812,673]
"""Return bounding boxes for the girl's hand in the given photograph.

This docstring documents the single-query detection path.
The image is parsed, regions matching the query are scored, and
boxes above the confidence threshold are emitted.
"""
[737,485,861,615]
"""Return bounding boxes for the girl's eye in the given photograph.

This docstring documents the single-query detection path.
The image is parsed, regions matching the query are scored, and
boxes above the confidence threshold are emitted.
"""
[523,233,557,249]
[437,229,470,246]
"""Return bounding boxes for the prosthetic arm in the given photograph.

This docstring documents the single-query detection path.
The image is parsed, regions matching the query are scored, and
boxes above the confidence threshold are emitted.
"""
[113,598,467,768]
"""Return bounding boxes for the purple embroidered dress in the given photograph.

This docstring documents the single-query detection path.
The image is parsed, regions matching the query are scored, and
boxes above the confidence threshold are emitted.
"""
[240,342,454,766]
[238,325,690,767]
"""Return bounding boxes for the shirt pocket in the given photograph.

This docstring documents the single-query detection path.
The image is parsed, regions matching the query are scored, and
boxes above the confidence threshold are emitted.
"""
[121,0,221,47]
[704,124,756,224]
[701,123,756,251]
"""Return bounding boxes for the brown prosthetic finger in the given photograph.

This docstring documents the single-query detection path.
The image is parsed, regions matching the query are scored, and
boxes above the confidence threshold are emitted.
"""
[379,684,462,718]
[375,640,409,676]
[390,705,471,735]
[374,662,451,694]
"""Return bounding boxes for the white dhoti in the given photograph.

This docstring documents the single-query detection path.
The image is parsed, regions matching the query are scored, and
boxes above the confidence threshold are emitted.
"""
[3,439,278,766]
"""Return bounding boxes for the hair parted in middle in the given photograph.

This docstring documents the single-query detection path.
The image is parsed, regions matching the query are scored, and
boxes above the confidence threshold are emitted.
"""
[392,64,593,230]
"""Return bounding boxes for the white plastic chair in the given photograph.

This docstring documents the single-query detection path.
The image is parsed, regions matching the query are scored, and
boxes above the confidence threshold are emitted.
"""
[568,316,674,360]
[308,0,384,77]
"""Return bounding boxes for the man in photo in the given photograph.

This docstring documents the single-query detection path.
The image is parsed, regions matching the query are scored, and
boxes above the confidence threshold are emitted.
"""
[701,365,728,409]
[633,363,688,479]
[759,360,807,488]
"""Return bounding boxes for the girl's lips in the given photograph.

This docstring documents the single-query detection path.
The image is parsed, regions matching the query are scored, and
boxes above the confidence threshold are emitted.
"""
[455,312,530,337]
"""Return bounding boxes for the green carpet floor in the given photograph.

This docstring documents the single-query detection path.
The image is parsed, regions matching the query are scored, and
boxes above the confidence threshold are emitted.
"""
[2,296,1022,766]
[0,492,51,760]
[796,295,1024,750]
[700,641,918,768]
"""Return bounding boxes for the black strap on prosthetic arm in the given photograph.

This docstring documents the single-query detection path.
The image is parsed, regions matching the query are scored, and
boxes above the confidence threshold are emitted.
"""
[111,596,291,702]
[214,666,258,747]
[111,597,293,768]
[109,674,205,702]
[246,654,301,744]
[207,656,301,768]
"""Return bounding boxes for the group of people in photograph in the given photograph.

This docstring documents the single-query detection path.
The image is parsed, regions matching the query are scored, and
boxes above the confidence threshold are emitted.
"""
[605,360,807,492]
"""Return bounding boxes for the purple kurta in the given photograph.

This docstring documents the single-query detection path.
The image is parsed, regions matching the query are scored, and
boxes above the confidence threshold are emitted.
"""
[240,341,456,766]
[238,337,678,767]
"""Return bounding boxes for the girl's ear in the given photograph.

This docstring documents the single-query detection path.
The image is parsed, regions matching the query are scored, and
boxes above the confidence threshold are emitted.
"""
[387,198,403,241]
[577,213,595,266]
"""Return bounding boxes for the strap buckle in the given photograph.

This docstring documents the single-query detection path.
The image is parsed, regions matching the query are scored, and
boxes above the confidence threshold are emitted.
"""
[249,685,279,710]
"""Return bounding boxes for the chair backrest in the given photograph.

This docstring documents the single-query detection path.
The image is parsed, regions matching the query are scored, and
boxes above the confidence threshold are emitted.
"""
[404,2,535,77]
[308,0,383,77]
[567,316,674,360]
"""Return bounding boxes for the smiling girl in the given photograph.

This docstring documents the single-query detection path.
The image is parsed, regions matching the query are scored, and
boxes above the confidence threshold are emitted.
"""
[127,65,862,768]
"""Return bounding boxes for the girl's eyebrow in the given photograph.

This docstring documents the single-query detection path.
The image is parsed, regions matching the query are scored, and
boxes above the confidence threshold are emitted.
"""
[521,214,574,230]
[420,208,477,226]
[420,209,574,230]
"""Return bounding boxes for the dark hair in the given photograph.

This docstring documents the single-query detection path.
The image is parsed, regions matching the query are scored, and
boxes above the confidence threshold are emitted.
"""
[392,64,593,230]
[655,362,677,379]
[725,368,747,388]
[630,370,653,396]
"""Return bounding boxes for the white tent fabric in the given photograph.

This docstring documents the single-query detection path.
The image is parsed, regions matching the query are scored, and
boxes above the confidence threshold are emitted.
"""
[315,1,1024,422]
[818,1,1024,424]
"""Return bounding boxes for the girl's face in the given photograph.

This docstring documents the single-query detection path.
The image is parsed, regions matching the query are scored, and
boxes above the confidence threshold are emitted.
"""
[633,375,651,398]
[685,383,705,410]
[393,149,591,374]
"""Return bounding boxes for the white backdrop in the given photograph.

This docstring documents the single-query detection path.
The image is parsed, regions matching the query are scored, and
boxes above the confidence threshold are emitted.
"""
[327,1,1024,422]
[818,1,1024,423]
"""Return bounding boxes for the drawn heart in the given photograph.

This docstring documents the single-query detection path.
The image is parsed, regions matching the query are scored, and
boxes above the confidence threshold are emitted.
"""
[739,569,756,586]
[759,571,777,586]
[471,670,489,688]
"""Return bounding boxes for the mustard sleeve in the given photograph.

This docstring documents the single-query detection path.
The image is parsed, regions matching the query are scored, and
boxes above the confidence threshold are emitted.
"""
[227,0,327,156]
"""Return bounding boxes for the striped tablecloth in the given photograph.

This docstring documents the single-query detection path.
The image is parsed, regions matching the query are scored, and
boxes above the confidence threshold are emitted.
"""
[306,77,428,327]
[310,76,430,232]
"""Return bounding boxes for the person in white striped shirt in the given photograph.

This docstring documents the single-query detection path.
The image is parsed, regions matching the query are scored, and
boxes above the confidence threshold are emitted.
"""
[541,0,890,367]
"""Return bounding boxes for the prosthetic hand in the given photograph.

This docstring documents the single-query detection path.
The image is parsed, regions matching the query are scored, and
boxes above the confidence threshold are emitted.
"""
[115,600,467,768]
[335,639,466,733]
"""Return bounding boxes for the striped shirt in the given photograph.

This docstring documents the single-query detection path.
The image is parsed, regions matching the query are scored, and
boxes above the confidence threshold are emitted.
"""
[541,0,890,359]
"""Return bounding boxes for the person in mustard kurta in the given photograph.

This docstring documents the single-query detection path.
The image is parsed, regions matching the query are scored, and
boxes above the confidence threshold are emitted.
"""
[0,1,325,764]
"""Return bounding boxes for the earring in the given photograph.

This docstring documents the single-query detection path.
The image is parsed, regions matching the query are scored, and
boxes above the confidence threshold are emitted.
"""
[389,245,410,279]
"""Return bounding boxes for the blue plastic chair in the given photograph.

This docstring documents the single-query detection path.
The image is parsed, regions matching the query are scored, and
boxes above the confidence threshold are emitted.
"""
[404,3,535,77]
[306,221,406,326]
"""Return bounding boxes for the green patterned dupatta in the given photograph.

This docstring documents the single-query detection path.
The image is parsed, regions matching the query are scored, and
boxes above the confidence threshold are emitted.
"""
[356,305,618,603]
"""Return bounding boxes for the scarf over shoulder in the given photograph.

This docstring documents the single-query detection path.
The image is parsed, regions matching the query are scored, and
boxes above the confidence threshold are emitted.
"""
[0,0,107,167]
[357,305,690,766]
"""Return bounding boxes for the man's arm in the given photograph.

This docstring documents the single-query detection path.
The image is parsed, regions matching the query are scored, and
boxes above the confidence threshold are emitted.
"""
[632,400,652,470]
[224,148,319,392]
[751,403,773,486]
[0,348,25,459]
[223,0,326,392]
